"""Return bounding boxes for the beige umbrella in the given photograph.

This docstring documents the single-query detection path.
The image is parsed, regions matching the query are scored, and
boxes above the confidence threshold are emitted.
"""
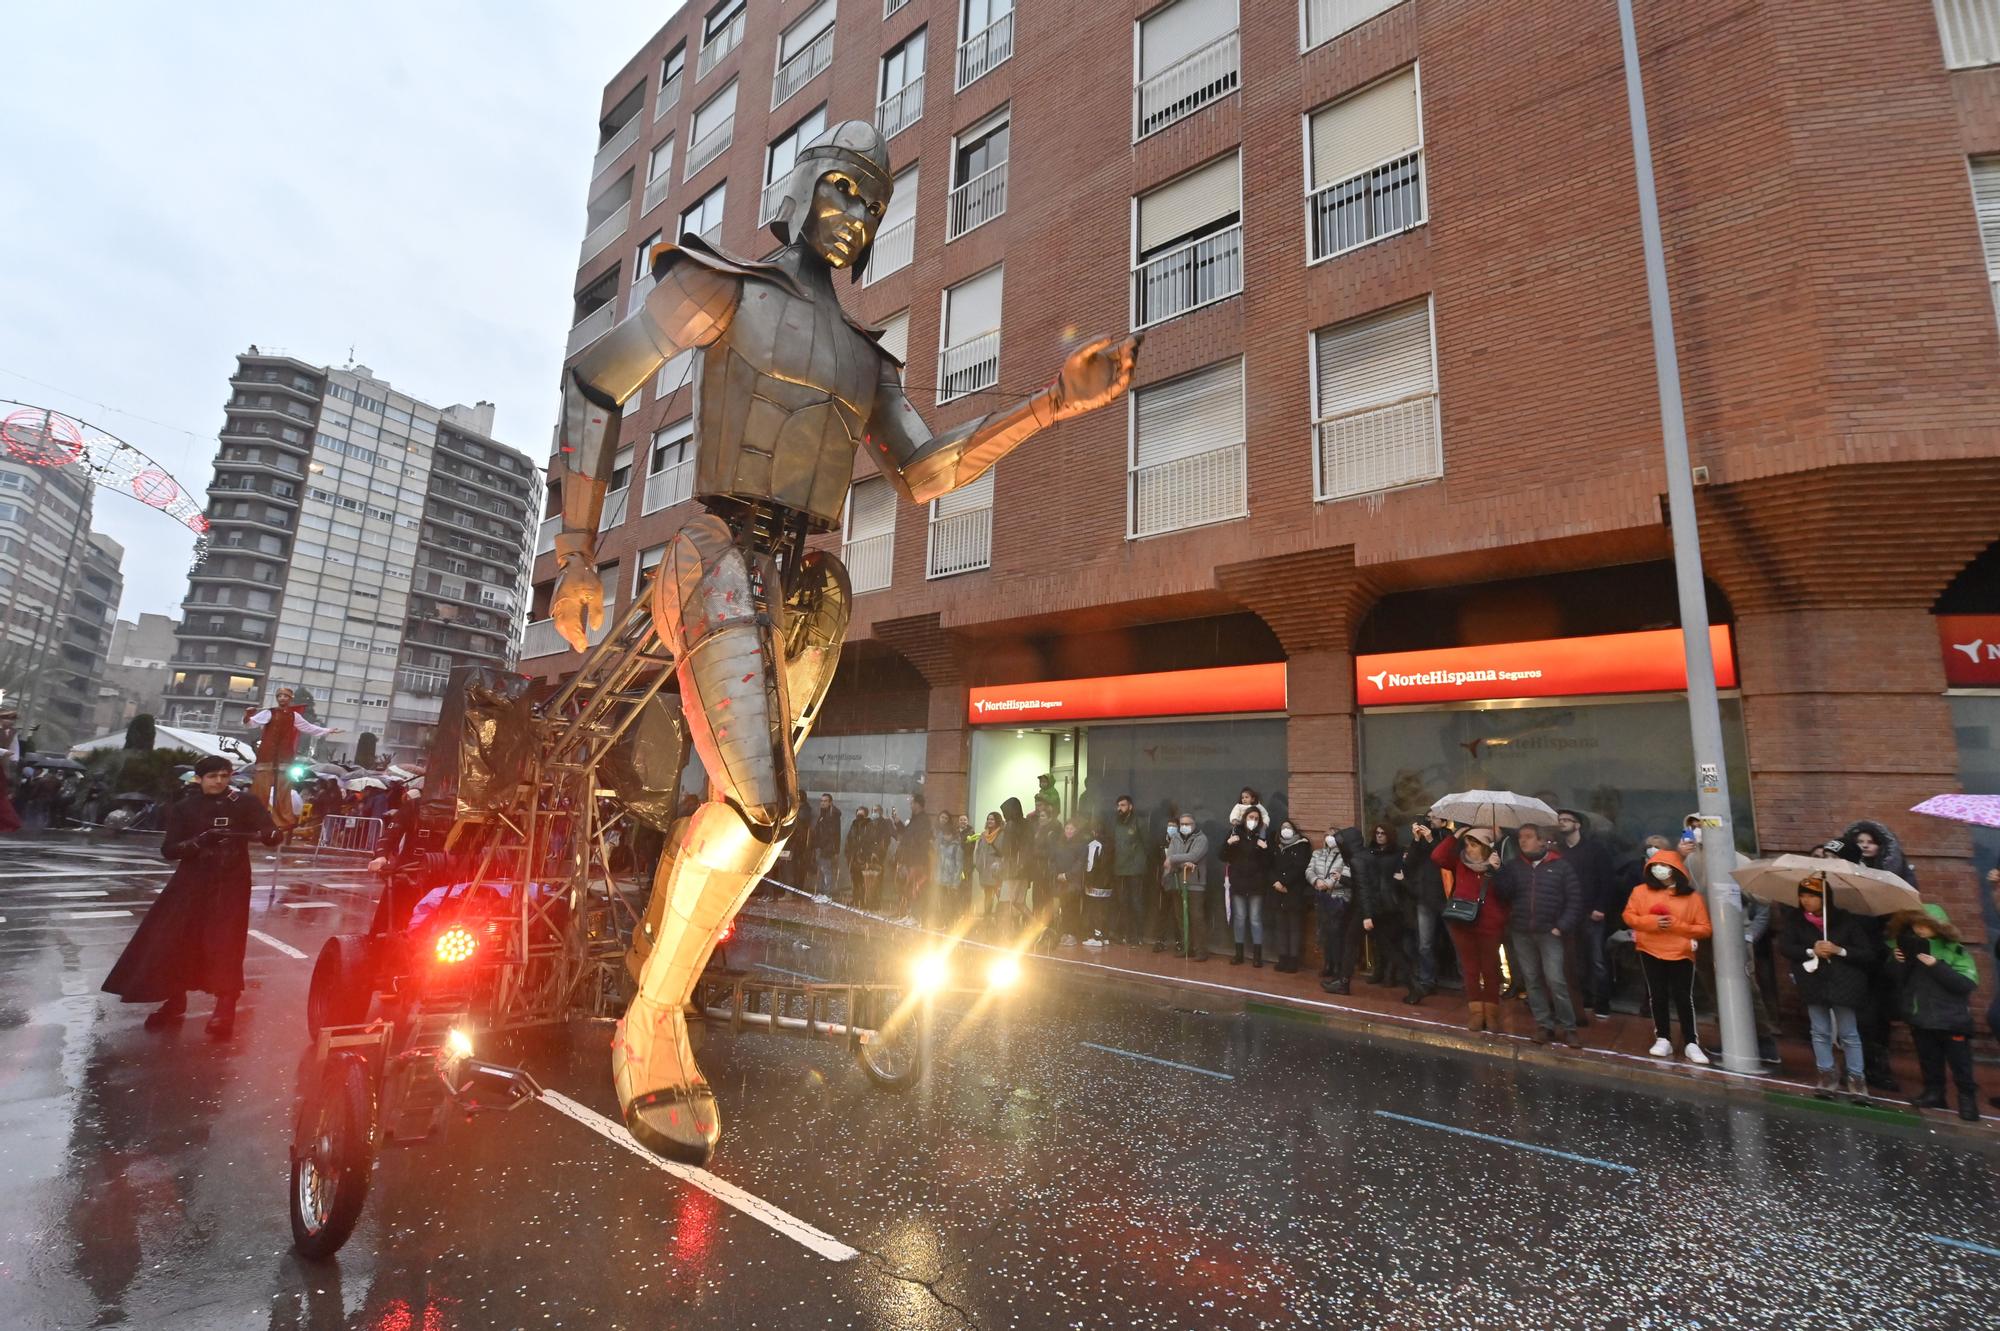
[1733,853,1920,917]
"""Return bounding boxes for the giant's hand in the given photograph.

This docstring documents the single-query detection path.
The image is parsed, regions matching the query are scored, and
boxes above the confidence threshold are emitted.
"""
[1049,333,1142,421]
[552,560,606,652]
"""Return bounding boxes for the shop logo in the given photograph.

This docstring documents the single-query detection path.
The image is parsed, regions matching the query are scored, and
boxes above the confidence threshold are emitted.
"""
[1366,671,1389,691]
[972,696,1060,715]
[1366,666,1544,692]
[1951,637,1995,664]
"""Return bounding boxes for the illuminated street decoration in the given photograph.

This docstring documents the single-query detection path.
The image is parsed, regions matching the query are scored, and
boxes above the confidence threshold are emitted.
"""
[0,400,213,564]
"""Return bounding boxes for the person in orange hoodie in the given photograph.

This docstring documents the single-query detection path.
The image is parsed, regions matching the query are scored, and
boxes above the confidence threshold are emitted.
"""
[1623,848,1714,1064]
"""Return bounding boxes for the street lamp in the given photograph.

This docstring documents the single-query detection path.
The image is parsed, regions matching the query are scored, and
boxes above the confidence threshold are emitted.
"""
[1614,0,1759,1074]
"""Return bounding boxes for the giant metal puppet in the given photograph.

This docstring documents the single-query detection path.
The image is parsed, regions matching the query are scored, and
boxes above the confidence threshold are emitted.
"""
[547,121,1139,1163]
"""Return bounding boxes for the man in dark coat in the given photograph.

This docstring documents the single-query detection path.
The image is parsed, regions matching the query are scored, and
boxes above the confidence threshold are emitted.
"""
[1494,823,1586,1046]
[1556,809,1618,1019]
[103,756,284,1037]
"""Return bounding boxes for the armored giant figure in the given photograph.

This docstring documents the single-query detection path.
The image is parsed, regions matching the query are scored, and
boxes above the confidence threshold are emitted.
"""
[548,121,1140,1164]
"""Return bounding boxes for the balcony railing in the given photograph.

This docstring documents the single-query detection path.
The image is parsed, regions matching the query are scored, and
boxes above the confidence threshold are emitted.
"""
[926,506,991,578]
[937,329,1000,404]
[685,116,733,178]
[843,533,893,593]
[644,459,694,513]
[656,71,683,120]
[522,614,609,659]
[1313,392,1440,502]
[947,161,1007,240]
[772,26,833,108]
[396,665,451,697]
[1133,223,1242,328]
[1135,30,1239,139]
[697,12,744,77]
[1130,442,1245,538]
[566,303,616,357]
[885,0,910,16]
[592,116,642,181]
[863,217,915,284]
[1937,0,2000,67]
[536,515,559,557]
[956,11,1014,90]
[579,207,628,266]
[1303,0,1402,52]
[1308,149,1424,262]
[760,176,787,225]
[390,693,444,724]
[642,169,673,215]
[877,76,924,139]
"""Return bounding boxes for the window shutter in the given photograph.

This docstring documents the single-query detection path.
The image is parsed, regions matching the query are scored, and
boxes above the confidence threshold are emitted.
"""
[1974,158,2000,270]
[694,81,737,140]
[848,476,896,538]
[883,166,919,230]
[1139,0,1235,78]
[1307,0,1401,49]
[1134,360,1244,467]
[781,0,834,61]
[944,267,1004,342]
[934,468,994,517]
[1138,153,1240,252]
[1309,67,1420,189]
[877,311,910,362]
[1315,301,1432,419]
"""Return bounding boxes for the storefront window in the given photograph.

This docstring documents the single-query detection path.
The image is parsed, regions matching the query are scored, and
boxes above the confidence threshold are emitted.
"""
[797,731,926,817]
[1948,695,2000,940]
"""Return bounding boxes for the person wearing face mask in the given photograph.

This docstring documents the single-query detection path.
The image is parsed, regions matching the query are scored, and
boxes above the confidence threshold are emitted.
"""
[1775,872,1874,1100]
[1309,829,1355,993]
[1162,815,1209,961]
[1623,848,1715,1066]
[1494,824,1586,1047]
[1269,820,1313,974]
[1437,827,1506,1030]
[1357,823,1408,994]
[1109,795,1150,946]
[1223,808,1273,966]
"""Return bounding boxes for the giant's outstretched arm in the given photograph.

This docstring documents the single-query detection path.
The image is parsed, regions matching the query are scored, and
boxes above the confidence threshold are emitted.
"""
[552,251,742,649]
[867,334,1141,505]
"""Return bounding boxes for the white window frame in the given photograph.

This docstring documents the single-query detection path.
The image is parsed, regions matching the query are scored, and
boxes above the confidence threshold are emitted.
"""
[1936,1,2000,69]
[936,264,1004,405]
[773,0,837,109]
[841,476,897,593]
[680,181,727,244]
[957,0,1017,91]
[1126,358,1247,539]
[1129,151,1244,329]
[1132,0,1241,141]
[1299,0,1404,54]
[643,419,696,515]
[926,469,994,578]
[685,79,737,180]
[763,105,829,224]
[878,28,928,139]
[699,0,747,77]
[1300,64,1428,267]
[1308,296,1442,504]
[657,43,686,121]
[948,107,1010,241]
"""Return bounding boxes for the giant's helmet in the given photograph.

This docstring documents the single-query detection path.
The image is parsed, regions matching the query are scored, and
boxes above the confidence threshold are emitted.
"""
[766,120,894,280]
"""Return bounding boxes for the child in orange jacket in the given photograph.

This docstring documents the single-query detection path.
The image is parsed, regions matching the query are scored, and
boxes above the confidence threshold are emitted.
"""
[1624,849,1714,1064]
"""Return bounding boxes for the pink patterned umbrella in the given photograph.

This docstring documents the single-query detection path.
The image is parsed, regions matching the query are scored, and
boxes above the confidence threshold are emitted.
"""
[1909,793,2000,829]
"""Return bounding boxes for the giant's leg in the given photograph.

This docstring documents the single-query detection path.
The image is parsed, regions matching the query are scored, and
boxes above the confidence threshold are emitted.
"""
[615,516,802,1163]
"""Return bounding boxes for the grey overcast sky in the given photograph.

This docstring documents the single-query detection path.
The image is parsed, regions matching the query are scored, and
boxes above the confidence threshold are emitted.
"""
[0,0,674,620]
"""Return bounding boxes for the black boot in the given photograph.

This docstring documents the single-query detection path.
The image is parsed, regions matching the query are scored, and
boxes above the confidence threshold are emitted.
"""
[143,993,187,1031]
[1230,944,1244,966]
[205,993,237,1039]
[1960,1090,1982,1123]
[1909,1087,1948,1110]
[1251,945,1263,969]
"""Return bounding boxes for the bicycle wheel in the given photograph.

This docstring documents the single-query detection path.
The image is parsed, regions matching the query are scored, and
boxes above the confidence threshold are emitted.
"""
[289,1053,376,1260]
[855,989,926,1091]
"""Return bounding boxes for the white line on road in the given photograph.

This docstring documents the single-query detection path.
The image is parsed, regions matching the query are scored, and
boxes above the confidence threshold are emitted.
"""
[54,910,131,921]
[282,901,336,910]
[1080,1040,1234,1081]
[44,889,110,898]
[249,929,308,960]
[1925,1233,2000,1259]
[538,1090,858,1262]
[1373,1110,1638,1175]
[0,868,173,881]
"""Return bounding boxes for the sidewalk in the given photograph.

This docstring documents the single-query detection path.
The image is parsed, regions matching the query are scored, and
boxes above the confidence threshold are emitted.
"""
[740,889,2000,1146]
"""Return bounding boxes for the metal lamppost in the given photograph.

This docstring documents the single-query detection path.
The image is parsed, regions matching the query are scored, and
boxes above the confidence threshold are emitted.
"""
[1615,0,1759,1074]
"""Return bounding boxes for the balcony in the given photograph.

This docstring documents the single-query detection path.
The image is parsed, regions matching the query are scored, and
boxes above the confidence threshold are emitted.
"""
[843,533,893,593]
[1303,0,1403,51]
[863,218,915,285]
[579,208,628,266]
[396,665,451,697]
[697,11,744,78]
[1135,30,1239,139]
[885,0,909,15]
[536,516,559,557]
[566,303,616,357]
[772,26,833,109]
[521,614,610,659]
[642,169,673,215]
[591,116,642,182]
[937,329,1000,404]
[1133,224,1242,328]
[1130,442,1245,538]
[877,76,924,140]
[759,176,788,225]
[956,12,1014,90]
[685,116,732,178]
[1313,392,1440,502]
[1308,149,1423,262]
[926,506,991,578]
[644,458,695,514]
[947,162,1007,240]
[1937,0,2000,67]
[656,71,683,121]
[390,693,444,724]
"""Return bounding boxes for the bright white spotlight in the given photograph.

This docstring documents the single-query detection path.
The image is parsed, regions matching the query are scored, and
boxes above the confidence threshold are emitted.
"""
[986,953,1022,991]
[445,1026,474,1060]
[910,951,950,994]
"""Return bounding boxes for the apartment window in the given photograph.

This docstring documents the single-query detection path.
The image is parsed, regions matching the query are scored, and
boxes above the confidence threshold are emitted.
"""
[636,543,667,597]
[633,230,663,286]
[958,0,1015,90]
[1129,360,1245,538]
[655,347,696,398]
[699,0,747,77]
[658,43,686,120]
[644,419,696,514]
[1306,66,1424,263]
[643,137,676,213]
[1311,299,1439,502]
[843,476,896,593]
[1133,152,1242,327]
[1134,0,1239,139]
[876,310,910,363]
[938,266,1003,403]
[581,171,634,266]
[1937,1,2000,67]
[948,109,1009,240]
[927,469,993,578]
[594,84,646,181]
[687,79,737,178]
[1303,0,1402,52]
[865,165,919,285]
[774,0,836,109]
[1973,158,2000,326]
[681,181,727,244]
[879,29,927,139]
[763,105,829,224]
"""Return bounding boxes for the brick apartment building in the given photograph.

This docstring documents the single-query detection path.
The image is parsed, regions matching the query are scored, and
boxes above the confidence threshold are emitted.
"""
[524,0,2000,936]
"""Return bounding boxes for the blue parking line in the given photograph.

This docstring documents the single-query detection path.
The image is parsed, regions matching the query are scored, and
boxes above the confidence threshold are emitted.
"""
[1924,1233,2000,1259]
[754,962,825,982]
[1081,1040,1234,1081]
[1373,1110,1638,1175]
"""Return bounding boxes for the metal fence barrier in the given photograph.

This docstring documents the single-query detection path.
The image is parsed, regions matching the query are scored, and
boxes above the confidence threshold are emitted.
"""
[314,814,384,858]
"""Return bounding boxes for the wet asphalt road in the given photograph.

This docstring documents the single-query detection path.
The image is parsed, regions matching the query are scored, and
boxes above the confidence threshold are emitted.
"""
[1,836,1997,1331]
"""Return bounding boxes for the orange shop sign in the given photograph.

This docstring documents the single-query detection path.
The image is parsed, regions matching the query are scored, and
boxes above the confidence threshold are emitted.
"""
[1938,614,2000,687]
[966,664,1288,726]
[1355,627,1738,707]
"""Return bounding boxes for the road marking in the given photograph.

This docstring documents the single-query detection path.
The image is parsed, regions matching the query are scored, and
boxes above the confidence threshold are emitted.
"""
[283,901,336,910]
[54,910,131,921]
[1924,1234,2000,1259]
[249,929,308,960]
[753,962,825,982]
[0,868,173,881]
[539,1089,858,1262]
[1081,1040,1234,1081]
[1373,1110,1638,1175]
[44,889,111,898]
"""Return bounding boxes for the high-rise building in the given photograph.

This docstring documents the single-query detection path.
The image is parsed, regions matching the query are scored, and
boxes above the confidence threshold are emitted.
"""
[526,1,2000,931]
[0,452,122,749]
[165,350,540,764]
[91,612,180,736]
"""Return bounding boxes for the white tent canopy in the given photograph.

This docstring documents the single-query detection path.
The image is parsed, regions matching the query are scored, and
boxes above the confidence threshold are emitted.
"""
[69,726,258,767]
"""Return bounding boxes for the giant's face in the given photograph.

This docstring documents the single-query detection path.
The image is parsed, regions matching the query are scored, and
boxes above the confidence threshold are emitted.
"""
[804,169,887,268]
